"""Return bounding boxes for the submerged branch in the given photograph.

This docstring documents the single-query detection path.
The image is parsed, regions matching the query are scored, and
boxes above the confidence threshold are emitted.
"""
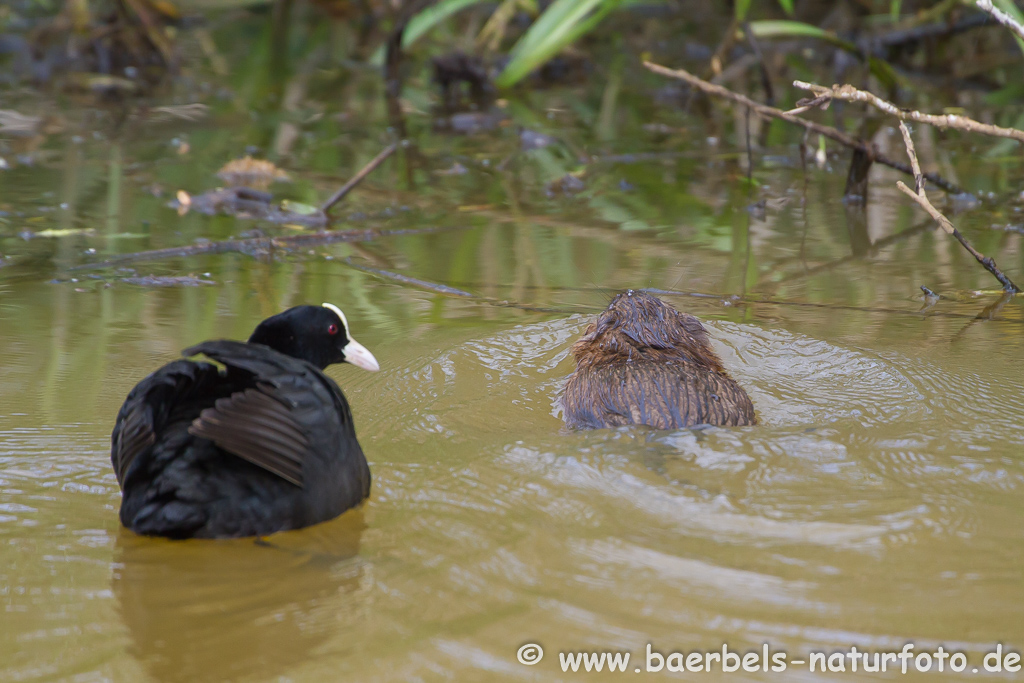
[895,122,1020,293]
[325,265,1024,324]
[794,81,1024,143]
[645,288,1020,323]
[68,225,463,272]
[642,61,964,194]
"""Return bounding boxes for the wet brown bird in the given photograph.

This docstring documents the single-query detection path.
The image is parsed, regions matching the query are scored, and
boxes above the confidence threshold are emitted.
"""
[562,291,756,430]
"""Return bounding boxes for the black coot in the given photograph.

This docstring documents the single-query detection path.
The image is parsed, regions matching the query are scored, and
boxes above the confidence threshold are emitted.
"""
[111,303,379,539]
[562,291,756,430]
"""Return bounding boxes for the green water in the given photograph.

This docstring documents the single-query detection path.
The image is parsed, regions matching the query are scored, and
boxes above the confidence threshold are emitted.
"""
[2,14,1024,682]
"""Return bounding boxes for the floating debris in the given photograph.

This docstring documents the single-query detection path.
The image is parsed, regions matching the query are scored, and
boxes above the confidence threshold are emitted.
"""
[21,228,96,239]
[216,156,290,189]
[546,173,586,197]
[747,200,767,221]
[169,187,327,227]
[120,275,217,287]
[148,104,210,123]
[0,110,63,136]
[176,190,192,216]
[435,110,507,135]
[948,192,981,214]
[435,162,468,176]
[520,129,557,151]
[432,52,494,109]
[279,200,319,216]
[642,122,677,135]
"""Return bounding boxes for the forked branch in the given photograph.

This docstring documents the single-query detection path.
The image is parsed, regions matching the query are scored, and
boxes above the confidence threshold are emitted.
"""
[642,61,964,194]
[793,81,1024,143]
[895,122,1020,293]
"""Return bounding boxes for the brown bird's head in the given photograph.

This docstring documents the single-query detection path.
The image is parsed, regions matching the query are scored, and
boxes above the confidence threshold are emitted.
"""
[571,290,725,372]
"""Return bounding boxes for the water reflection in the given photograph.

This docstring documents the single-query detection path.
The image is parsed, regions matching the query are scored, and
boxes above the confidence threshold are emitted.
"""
[112,512,367,683]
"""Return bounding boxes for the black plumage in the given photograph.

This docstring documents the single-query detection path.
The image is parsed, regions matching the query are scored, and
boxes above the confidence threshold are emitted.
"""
[563,291,756,430]
[111,304,379,539]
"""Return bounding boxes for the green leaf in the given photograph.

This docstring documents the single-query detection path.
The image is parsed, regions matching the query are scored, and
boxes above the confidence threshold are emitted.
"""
[280,200,319,216]
[369,0,491,65]
[866,56,899,90]
[735,0,753,21]
[496,0,623,88]
[402,0,493,47]
[983,81,1024,107]
[747,20,854,48]
[777,0,794,16]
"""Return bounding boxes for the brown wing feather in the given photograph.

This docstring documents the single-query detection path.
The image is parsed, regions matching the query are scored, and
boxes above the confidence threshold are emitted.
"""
[114,402,156,486]
[188,385,311,488]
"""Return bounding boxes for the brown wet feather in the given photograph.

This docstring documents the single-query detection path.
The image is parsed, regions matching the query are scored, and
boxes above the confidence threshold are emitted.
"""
[563,291,756,430]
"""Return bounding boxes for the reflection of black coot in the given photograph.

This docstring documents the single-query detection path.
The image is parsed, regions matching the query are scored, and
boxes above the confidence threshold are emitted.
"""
[111,304,380,539]
[112,512,366,683]
[563,291,756,429]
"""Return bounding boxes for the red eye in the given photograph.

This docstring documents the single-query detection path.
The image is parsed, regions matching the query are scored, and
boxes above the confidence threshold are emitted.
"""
[327,323,339,336]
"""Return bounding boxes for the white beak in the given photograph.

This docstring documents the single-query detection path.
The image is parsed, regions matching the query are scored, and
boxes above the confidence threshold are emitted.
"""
[344,338,379,372]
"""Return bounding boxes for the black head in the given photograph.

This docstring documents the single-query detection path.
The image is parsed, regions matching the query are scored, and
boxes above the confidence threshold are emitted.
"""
[248,303,379,372]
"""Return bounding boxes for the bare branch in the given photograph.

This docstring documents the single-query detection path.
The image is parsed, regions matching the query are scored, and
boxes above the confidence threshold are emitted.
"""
[896,181,955,231]
[896,122,1020,293]
[642,61,964,194]
[794,81,1024,143]
[975,0,1024,43]
[897,122,924,193]
[321,142,399,215]
[784,94,831,115]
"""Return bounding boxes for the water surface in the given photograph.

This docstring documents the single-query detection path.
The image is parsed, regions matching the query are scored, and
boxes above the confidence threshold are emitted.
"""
[2,15,1024,681]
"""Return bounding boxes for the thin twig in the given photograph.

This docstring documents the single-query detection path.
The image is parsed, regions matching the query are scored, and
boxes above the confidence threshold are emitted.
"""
[642,61,964,194]
[321,142,399,214]
[794,81,1024,143]
[895,122,1020,293]
[975,0,1024,43]
[742,20,775,105]
[784,94,831,115]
